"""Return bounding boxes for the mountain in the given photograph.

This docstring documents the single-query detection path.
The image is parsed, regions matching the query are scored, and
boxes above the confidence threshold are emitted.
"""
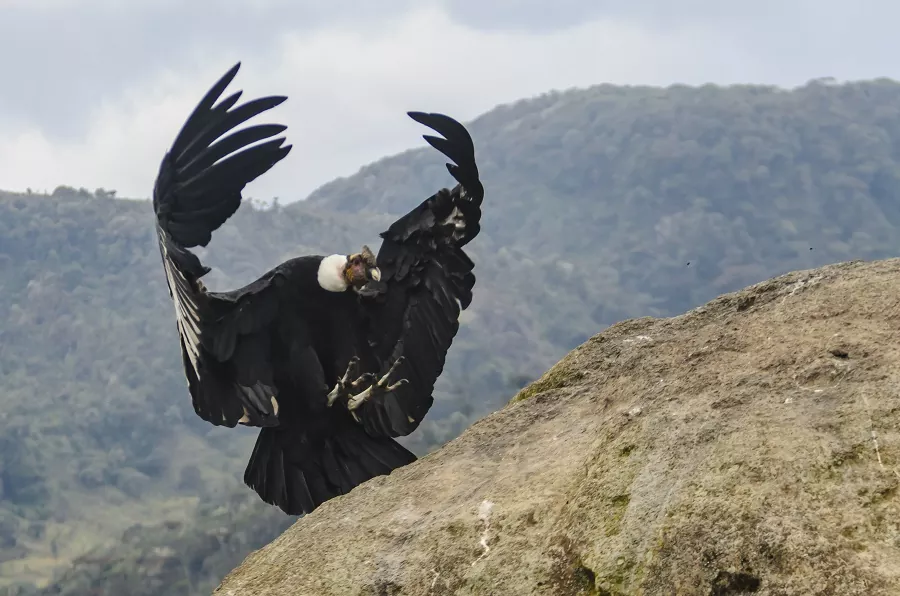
[215,258,900,596]
[4,76,900,593]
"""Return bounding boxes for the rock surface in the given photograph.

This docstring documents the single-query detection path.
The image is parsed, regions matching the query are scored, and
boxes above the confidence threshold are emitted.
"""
[216,259,900,596]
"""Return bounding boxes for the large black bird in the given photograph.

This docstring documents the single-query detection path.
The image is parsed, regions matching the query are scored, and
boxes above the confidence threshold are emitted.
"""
[152,63,484,515]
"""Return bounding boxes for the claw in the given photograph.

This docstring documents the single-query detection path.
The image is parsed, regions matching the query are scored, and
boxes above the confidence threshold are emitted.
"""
[342,356,360,383]
[386,378,410,392]
[326,385,342,407]
[384,356,404,380]
[346,357,408,412]
[327,357,374,407]
[355,372,377,389]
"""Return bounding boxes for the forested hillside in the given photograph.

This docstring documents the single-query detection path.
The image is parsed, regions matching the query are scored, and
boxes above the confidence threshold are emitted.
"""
[5,76,900,594]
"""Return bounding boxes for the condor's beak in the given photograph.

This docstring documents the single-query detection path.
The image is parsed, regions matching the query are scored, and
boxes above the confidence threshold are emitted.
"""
[355,267,384,298]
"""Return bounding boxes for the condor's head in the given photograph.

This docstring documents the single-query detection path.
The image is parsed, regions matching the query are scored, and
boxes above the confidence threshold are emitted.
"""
[317,245,382,294]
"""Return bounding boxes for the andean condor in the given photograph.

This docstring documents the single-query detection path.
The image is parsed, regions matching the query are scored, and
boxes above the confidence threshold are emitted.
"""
[152,63,484,515]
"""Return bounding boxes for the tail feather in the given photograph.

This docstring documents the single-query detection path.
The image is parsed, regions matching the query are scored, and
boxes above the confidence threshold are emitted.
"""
[244,421,416,515]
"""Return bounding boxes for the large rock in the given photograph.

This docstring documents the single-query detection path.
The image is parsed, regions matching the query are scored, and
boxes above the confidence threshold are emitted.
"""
[216,259,900,596]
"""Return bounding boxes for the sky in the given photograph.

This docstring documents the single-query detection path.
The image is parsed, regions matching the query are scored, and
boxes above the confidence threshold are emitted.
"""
[1,0,899,203]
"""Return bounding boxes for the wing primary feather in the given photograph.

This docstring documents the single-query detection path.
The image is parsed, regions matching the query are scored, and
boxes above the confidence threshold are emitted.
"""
[176,138,290,198]
[358,112,482,438]
[174,96,288,166]
[179,123,288,180]
[152,63,291,428]
[212,90,243,114]
[407,111,483,200]
[169,62,242,157]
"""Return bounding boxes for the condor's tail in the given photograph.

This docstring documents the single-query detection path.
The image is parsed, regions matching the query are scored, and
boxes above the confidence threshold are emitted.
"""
[244,418,417,515]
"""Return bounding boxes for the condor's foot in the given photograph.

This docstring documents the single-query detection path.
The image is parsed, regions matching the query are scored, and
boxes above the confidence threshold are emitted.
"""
[326,356,376,407]
[346,357,409,416]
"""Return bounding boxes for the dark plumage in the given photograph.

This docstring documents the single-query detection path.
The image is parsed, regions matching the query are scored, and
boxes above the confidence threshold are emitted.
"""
[152,63,484,515]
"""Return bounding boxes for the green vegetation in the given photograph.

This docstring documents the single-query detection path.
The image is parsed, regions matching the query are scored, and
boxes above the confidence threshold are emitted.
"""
[3,76,900,593]
[512,364,585,403]
[4,490,291,596]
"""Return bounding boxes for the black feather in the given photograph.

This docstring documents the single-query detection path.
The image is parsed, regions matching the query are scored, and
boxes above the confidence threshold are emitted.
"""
[174,96,288,167]
[352,112,483,439]
[179,123,288,181]
[152,63,292,432]
[154,75,483,517]
[169,62,242,158]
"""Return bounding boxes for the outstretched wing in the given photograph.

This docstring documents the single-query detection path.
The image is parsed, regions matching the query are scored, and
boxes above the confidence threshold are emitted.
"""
[153,62,294,427]
[356,112,484,438]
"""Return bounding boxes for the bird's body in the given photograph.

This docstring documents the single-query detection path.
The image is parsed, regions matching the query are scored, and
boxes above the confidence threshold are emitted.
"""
[152,63,484,515]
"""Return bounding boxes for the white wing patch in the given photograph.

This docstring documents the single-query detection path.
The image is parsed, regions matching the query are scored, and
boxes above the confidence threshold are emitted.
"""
[158,229,280,425]
[159,232,202,380]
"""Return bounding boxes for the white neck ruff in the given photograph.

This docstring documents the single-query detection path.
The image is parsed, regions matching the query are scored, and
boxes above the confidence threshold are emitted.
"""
[317,254,349,292]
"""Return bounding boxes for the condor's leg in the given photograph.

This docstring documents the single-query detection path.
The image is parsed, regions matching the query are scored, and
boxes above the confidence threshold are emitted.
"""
[326,356,376,407]
[346,356,408,412]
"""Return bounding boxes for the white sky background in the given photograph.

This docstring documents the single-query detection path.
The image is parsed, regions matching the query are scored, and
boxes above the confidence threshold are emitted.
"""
[0,0,898,203]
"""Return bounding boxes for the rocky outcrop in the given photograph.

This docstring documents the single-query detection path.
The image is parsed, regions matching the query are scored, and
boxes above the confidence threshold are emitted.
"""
[216,259,900,595]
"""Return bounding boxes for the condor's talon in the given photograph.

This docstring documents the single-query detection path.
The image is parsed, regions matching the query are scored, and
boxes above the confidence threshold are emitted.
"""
[327,356,372,407]
[385,356,405,379]
[386,379,409,392]
[327,382,355,407]
[341,356,360,383]
[352,373,377,390]
[346,386,372,411]
[346,358,409,412]
[326,383,343,407]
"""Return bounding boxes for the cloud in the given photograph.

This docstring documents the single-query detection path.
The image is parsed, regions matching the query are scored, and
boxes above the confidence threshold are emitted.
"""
[1,1,899,202]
